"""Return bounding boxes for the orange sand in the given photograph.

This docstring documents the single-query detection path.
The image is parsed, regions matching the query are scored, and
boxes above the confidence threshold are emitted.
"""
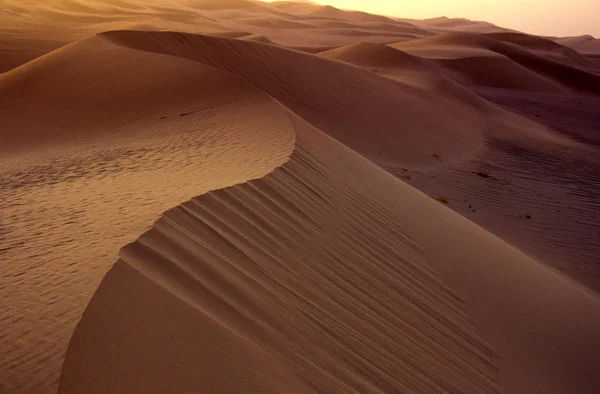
[1,1,599,393]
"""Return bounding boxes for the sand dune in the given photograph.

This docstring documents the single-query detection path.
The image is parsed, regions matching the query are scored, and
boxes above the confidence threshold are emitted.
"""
[320,41,430,70]
[2,1,600,393]
[0,34,66,73]
[103,30,497,166]
[65,29,600,393]
[61,109,600,394]
[393,32,600,94]
[400,16,512,34]
[555,35,600,55]
[319,41,491,95]
[321,40,570,93]
[241,33,275,44]
[105,26,600,280]
[0,34,294,392]
[307,5,394,24]
[435,56,571,93]
[237,16,316,29]
[0,0,434,55]
[60,116,501,394]
[485,32,598,69]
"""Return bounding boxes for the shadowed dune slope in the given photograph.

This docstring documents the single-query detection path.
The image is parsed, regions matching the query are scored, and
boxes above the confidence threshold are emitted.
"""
[61,113,600,394]
[314,36,600,293]
[316,40,600,293]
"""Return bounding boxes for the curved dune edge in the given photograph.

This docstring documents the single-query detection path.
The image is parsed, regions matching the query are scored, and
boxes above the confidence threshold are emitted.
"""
[0,34,299,392]
[98,29,497,167]
[60,112,501,394]
[60,112,600,394]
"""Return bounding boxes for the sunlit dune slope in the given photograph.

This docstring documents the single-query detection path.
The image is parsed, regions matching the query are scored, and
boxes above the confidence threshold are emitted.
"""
[0,35,290,159]
[0,34,295,392]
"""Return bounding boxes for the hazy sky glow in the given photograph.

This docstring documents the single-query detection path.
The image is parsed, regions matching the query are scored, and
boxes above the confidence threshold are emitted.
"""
[270,0,600,37]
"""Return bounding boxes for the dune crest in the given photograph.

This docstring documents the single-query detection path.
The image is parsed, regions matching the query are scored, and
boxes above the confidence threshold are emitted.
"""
[60,114,502,394]
[0,34,295,392]
[100,29,497,167]
[60,112,600,394]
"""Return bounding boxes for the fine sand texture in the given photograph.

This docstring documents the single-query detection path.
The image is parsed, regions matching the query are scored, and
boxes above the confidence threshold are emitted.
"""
[2,1,600,393]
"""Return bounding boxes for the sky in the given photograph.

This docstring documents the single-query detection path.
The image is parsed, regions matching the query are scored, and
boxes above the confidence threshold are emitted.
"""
[270,0,600,37]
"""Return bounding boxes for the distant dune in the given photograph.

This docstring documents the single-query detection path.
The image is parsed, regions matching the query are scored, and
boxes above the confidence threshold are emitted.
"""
[1,1,600,393]
[320,41,428,68]
[555,35,600,55]
[393,32,600,94]
[399,16,511,34]
[486,32,597,68]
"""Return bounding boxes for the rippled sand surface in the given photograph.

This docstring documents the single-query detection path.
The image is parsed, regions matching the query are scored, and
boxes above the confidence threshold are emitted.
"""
[0,41,294,390]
